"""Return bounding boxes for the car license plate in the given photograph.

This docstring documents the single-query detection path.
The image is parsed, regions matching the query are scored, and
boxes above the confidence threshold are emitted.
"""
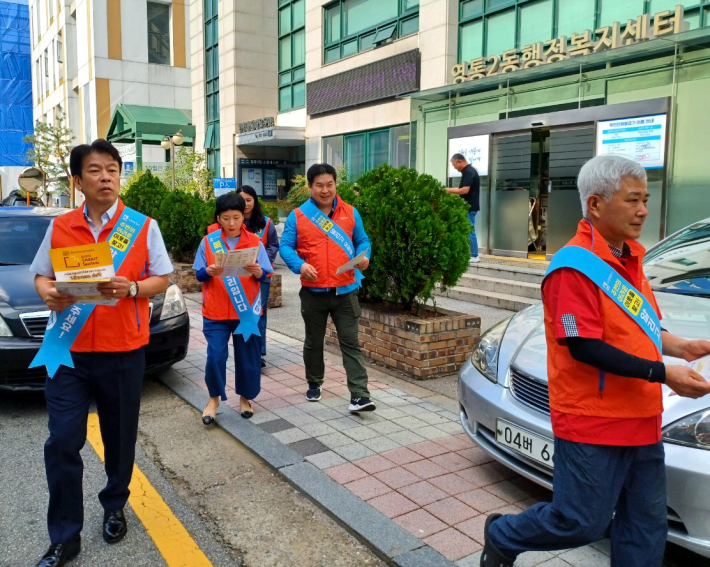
[496,419,554,468]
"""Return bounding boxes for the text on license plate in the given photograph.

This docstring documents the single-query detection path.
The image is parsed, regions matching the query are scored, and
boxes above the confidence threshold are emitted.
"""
[495,419,554,468]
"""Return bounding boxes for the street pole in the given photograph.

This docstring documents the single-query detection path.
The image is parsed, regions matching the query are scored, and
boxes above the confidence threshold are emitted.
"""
[171,139,176,191]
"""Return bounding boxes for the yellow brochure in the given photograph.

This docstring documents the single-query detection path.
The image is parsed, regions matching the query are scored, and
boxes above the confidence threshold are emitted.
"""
[49,242,117,305]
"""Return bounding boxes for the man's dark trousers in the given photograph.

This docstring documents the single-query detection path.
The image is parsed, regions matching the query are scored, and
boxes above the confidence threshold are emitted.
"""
[44,348,145,544]
[489,437,667,567]
[299,287,369,398]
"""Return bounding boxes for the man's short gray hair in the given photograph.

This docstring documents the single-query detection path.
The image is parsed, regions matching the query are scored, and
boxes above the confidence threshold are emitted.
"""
[577,155,647,217]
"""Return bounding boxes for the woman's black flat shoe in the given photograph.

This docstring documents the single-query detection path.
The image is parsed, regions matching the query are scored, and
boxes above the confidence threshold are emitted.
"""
[240,409,253,419]
[202,415,215,425]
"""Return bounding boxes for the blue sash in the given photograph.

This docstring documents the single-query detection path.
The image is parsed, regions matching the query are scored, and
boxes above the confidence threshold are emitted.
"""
[30,206,150,377]
[299,199,364,287]
[545,246,662,354]
[253,218,269,239]
[206,231,261,340]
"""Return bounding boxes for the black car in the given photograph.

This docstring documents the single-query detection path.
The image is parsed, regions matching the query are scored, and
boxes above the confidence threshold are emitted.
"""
[0,206,190,391]
[1,190,44,207]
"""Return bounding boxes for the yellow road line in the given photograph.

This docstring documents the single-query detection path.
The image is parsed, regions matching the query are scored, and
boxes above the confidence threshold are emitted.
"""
[86,413,213,567]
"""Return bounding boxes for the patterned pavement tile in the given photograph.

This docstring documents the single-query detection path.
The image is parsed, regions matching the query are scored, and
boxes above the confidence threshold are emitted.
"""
[394,509,448,538]
[455,489,509,514]
[374,467,421,490]
[402,459,449,481]
[342,425,380,442]
[345,476,392,500]
[412,425,452,440]
[428,472,478,496]
[360,436,402,453]
[430,451,475,473]
[398,481,449,507]
[299,421,338,438]
[409,440,451,459]
[272,427,311,445]
[332,442,375,461]
[305,450,347,470]
[287,437,331,457]
[352,454,397,475]
[258,418,295,434]
[386,430,427,447]
[424,497,479,525]
[424,528,482,562]
[380,447,425,466]
[367,491,420,519]
[317,431,354,449]
[325,462,368,484]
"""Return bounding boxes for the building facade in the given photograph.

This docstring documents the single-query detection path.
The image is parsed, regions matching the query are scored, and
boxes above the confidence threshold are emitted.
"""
[191,1,710,257]
[29,0,191,155]
[0,0,33,200]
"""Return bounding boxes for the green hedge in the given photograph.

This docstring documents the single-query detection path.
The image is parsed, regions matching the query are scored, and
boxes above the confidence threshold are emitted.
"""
[356,164,470,312]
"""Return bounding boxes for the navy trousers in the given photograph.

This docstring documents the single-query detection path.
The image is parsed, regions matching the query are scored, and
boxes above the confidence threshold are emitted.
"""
[203,318,261,401]
[43,348,145,544]
[489,437,667,567]
[258,279,271,356]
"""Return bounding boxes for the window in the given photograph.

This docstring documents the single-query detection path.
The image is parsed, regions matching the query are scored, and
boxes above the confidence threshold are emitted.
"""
[323,124,412,181]
[204,0,219,173]
[324,0,419,64]
[279,0,306,112]
[458,0,707,62]
[147,2,170,65]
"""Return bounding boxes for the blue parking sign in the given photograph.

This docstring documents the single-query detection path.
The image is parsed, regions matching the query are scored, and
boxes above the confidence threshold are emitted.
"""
[213,178,236,197]
[124,162,134,175]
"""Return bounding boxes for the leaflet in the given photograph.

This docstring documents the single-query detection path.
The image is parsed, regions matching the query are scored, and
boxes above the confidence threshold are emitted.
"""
[49,242,117,305]
[336,249,369,276]
[687,354,710,380]
[214,247,259,278]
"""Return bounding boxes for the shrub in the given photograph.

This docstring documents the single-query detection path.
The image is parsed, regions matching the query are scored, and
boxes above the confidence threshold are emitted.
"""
[121,170,170,220]
[157,191,213,263]
[356,164,470,312]
[259,198,281,226]
[282,165,356,212]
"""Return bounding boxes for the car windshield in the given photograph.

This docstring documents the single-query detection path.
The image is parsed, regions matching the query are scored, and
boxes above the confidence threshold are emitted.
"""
[644,220,710,298]
[0,216,50,265]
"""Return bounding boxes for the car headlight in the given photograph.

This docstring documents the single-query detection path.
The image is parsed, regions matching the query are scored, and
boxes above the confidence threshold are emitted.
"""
[159,284,187,320]
[471,317,511,383]
[0,314,12,337]
[662,409,710,451]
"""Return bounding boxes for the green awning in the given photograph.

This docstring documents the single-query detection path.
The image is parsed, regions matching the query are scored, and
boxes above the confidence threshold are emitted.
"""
[106,104,196,145]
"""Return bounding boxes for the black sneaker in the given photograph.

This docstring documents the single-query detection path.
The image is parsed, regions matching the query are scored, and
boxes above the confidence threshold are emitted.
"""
[480,513,515,567]
[348,397,376,412]
[306,383,322,401]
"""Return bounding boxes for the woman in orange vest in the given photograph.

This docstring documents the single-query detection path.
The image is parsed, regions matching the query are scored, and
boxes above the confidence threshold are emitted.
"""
[193,193,273,423]
[237,185,280,367]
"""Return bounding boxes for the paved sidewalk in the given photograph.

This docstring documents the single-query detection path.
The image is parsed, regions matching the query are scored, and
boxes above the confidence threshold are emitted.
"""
[176,299,611,566]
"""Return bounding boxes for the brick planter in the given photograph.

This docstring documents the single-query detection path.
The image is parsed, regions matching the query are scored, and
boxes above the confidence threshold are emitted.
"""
[325,303,481,379]
[267,273,282,308]
[172,260,202,293]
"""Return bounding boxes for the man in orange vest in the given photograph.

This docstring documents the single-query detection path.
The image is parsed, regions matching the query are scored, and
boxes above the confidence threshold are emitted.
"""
[29,140,172,567]
[280,163,374,412]
[480,155,710,567]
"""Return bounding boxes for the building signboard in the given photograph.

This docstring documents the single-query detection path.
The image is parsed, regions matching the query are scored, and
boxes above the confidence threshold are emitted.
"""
[238,117,275,134]
[142,162,171,175]
[213,177,237,197]
[307,50,420,116]
[448,135,490,177]
[452,6,687,84]
[596,114,667,169]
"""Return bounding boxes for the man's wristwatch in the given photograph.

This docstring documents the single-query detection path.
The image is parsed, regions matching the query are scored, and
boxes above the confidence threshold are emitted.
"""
[128,281,139,298]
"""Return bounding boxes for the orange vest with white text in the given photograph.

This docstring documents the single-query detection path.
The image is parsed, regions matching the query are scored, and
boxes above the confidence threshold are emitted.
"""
[51,200,151,352]
[201,225,262,320]
[295,200,356,289]
[209,218,273,278]
[543,220,663,418]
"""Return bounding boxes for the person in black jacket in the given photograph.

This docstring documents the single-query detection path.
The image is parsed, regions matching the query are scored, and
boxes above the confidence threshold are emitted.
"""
[447,153,481,264]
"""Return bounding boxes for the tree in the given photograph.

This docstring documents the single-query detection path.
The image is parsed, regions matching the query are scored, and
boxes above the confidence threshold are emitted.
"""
[159,146,213,199]
[24,113,75,203]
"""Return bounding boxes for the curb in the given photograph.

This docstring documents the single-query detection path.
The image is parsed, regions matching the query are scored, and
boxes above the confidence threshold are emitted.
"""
[157,369,456,567]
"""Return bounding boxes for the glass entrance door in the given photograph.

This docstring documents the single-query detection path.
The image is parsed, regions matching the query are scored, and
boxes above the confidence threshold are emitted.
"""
[488,132,532,257]
[546,126,595,256]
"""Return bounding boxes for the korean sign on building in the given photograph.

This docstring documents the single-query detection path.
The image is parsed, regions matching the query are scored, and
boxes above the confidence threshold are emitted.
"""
[448,135,490,177]
[452,6,687,84]
[596,114,667,169]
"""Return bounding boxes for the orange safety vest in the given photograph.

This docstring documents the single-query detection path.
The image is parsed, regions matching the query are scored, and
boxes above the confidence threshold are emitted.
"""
[295,200,357,289]
[201,224,262,321]
[208,218,273,278]
[51,200,151,352]
[543,220,663,419]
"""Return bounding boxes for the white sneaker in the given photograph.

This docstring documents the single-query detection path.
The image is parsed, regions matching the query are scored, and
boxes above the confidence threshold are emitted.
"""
[469,256,480,264]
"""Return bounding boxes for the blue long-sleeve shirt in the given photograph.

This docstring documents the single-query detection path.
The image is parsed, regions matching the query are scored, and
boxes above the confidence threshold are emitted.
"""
[279,197,370,295]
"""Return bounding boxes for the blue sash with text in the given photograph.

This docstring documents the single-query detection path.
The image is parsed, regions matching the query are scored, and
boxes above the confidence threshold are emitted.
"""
[299,200,364,288]
[207,231,261,340]
[30,206,150,377]
[545,246,662,354]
